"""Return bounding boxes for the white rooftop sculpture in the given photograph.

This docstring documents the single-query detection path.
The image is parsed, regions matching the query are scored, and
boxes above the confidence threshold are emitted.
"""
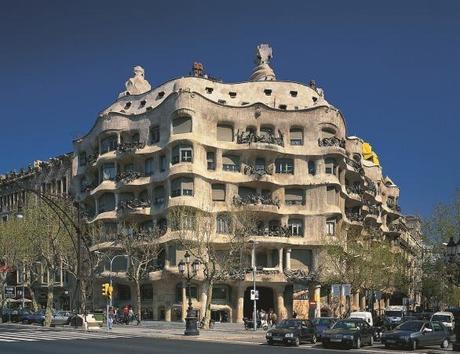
[118,65,152,97]
[250,44,276,81]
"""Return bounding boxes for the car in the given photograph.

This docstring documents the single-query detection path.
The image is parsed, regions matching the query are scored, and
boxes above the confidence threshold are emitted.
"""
[381,320,450,350]
[401,315,419,323]
[311,317,337,340]
[266,319,317,346]
[349,311,373,326]
[51,311,72,326]
[321,318,374,349]
[22,310,45,325]
[431,312,455,332]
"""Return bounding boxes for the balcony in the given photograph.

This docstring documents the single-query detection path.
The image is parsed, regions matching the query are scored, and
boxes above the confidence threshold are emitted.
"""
[364,178,377,196]
[345,210,364,223]
[254,225,293,237]
[346,184,364,196]
[79,181,98,193]
[318,137,345,148]
[284,268,318,282]
[236,131,284,147]
[233,193,280,208]
[243,164,273,179]
[116,141,146,154]
[389,222,405,233]
[87,153,99,165]
[115,171,144,184]
[387,202,401,213]
[223,164,240,172]
[345,157,364,175]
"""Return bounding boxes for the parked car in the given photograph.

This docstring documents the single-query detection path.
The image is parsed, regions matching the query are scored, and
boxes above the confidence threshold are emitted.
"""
[349,311,373,326]
[401,315,419,323]
[266,319,317,346]
[22,310,45,325]
[431,312,455,332]
[322,318,374,349]
[381,320,450,350]
[51,311,72,326]
[311,317,337,340]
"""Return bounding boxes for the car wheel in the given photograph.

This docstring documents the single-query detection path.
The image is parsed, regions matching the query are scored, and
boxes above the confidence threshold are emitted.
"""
[311,335,317,344]
[294,337,300,347]
[441,338,449,349]
[384,344,390,349]
[369,335,374,346]
[267,340,273,346]
[410,340,417,351]
[323,343,330,349]
[354,337,361,349]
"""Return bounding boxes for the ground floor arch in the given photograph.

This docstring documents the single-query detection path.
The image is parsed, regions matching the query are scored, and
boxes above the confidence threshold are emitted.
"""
[243,286,275,318]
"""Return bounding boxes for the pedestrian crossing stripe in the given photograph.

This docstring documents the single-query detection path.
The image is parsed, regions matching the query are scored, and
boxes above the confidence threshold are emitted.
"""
[0,331,141,343]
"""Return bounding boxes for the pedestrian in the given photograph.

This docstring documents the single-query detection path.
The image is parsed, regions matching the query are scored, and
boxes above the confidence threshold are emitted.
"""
[128,306,134,324]
[292,311,297,319]
[123,305,129,325]
[270,311,278,326]
[108,307,114,330]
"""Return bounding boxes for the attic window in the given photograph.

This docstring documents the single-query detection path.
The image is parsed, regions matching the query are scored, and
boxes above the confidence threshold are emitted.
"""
[312,97,318,103]
[205,87,214,94]
[290,91,298,97]
[140,100,147,108]
[146,106,153,111]
[279,104,287,110]
[264,89,272,96]
[294,106,299,110]
[229,92,237,98]
[218,99,226,105]
[241,102,250,106]
[124,102,132,110]
[157,91,165,99]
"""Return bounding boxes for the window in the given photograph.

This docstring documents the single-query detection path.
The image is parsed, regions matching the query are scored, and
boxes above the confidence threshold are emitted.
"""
[279,104,287,110]
[325,158,336,175]
[172,116,192,134]
[177,284,198,301]
[172,145,193,164]
[216,214,231,234]
[98,193,116,213]
[288,218,304,236]
[285,189,304,205]
[264,89,272,96]
[171,177,194,197]
[217,124,234,142]
[229,92,237,98]
[150,125,160,144]
[222,154,240,172]
[153,186,165,206]
[79,152,87,167]
[275,158,294,174]
[212,285,228,301]
[116,284,131,301]
[326,186,337,205]
[145,158,154,176]
[308,161,316,175]
[100,135,117,154]
[326,219,336,236]
[159,155,166,172]
[255,157,265,171]
[290,249,312,268]
[239,186,256,197]
[140,284,153,300]
[101,163,116,181]
[212,184,226,201]
[290,128,303,145]
[207,151,215,170]
[290,91,298,97]
[205,87,213,94]
[124,163,135,172]
[321,127,336,138]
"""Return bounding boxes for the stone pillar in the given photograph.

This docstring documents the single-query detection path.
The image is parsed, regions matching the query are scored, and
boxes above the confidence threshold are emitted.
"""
[278,248,284,272]
[181,281,187,321]
[200,285,208,320]
[275,287,287,320]
[314,285,321,318]
[352,291,360,311]
[251,245,256,268]
[360,295,366,311]
[165,306,171,322]
[285,248,291,270]
[234,284,245,323]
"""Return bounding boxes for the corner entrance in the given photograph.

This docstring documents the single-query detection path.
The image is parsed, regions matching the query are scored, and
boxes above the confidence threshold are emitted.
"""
[243,286,274,318]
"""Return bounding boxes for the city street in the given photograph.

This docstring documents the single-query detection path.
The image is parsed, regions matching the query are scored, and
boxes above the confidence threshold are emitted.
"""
[0,325,452,354]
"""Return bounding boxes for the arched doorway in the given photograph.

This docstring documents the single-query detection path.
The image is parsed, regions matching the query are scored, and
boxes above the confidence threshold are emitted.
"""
[243,286,274,318]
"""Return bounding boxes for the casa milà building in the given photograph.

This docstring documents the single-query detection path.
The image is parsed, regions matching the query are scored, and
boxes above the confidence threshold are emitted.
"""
[72,44,422,322]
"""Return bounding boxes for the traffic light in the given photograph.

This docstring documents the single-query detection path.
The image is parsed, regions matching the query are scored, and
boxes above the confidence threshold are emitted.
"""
[101,283,109,297]
[107,285,113,299]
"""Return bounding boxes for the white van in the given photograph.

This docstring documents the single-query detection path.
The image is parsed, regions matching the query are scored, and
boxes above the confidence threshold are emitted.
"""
[431,311,455,330]
[349,311,373,327]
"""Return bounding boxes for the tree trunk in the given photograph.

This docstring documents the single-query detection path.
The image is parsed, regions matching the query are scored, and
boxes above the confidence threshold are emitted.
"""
[202,280,214,329]
[29,286,39,312]
[135,280,141,324]
[80,278,87,313]
[0,277,5,324]
[44,281,54,327]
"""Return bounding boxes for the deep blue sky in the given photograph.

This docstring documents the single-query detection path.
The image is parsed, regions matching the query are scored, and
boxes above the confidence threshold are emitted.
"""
[1,0,459,217]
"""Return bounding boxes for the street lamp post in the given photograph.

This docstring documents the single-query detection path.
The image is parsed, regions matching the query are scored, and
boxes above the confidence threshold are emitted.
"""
[446,235,460,352]
[178,251,200,336]
[248,240,258,331]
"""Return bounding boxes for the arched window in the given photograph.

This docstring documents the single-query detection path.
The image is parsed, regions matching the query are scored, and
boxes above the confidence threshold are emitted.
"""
[222,154,240,172]
[289,127,304,145]
[172,116,192,134]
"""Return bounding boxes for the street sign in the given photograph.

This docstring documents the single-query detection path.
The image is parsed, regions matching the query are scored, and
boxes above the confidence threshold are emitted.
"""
[250,289,259,300]
[4,286,15,298]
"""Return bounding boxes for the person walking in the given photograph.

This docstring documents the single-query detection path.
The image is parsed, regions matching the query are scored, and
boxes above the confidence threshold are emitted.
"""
[128,306,134,324]
[122,305,129,325]
[270,311,278,326]
[108,307,114,330]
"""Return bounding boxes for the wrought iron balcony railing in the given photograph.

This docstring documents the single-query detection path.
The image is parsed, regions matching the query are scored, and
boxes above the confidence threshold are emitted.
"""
[345,157,364,175]
[236,130,284,147]
[318,137,345,148]
[116,141,146,154]
[346,184,364,196]
[115,171,143,183]
[118,199,150,211]
[346,210,364,222]
[243,164,273,179]
[233,193,281,208]
[87,153,99,165]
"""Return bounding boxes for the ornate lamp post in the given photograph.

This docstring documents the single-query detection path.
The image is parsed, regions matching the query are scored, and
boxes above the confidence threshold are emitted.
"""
[178,251,200,336]
[446,235,460,351]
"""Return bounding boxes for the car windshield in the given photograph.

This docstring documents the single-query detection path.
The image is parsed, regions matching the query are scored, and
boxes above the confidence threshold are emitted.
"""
[432,315,451,323]
[402,316,417,322]
[313,318,333,326]
[276,320,300,329]
[333,320,359,329]
[396,321,423,332]
[386,311,403,317]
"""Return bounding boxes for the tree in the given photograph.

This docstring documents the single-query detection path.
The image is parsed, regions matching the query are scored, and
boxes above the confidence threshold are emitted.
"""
[168,206,248,329]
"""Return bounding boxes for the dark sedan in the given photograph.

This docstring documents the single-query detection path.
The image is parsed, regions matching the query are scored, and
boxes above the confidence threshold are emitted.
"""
[381,320,450,350]
[322,318,374,349]
[266,319,317,346]
[22,310,45,325]
[312,317,337,340]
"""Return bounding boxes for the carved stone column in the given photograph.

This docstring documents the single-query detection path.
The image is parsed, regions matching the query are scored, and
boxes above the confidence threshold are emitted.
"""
[181,281,187,322]
[234,283,245,323]
[278,248,284,272]
[285,248,291,270]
